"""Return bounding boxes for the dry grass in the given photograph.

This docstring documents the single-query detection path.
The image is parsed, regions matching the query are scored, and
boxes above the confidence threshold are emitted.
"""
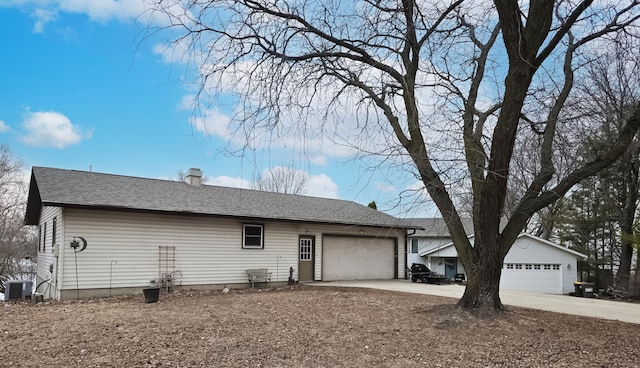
[1,284,639,367]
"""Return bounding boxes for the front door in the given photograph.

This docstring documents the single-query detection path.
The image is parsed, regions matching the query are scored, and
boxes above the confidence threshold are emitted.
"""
[444,258,457,280]
[298,236,315,282]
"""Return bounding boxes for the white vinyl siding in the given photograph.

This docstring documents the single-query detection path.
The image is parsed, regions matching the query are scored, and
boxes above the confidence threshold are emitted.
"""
[35,206,63,299]
[63,209,294,290]
[59,208,406,293]
[408,237,454,268]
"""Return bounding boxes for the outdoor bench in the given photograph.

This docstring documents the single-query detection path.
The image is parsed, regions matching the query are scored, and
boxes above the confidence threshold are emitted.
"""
[246,268,272,289]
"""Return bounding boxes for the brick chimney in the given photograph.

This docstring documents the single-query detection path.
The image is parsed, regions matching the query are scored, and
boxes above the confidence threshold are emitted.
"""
[186,168,202,187]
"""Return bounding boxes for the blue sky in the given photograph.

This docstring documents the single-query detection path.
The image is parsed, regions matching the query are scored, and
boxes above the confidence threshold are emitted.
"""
[0,1,436,217]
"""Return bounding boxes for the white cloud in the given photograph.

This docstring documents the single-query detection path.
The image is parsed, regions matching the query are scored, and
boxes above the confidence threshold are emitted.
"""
[153,39,194,65]
[179,95,233,140]
[206,170,339,199]
[207,175,252,189]
[309,155,328,166]
[37,0,147,23]
[31,8,57,33]
[4,0,183,33]
[0,120,9,133]
[306,174,339,199]
[191,107,232,139]
[20,111,91,148]
[375,182,396,193]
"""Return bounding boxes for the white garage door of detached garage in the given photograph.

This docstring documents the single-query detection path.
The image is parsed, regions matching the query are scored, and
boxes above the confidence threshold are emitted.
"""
[322,236,396,280]
[500,263,562,294]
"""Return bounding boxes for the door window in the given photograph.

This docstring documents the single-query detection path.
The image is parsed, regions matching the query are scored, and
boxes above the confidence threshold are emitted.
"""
[300,238,312,261]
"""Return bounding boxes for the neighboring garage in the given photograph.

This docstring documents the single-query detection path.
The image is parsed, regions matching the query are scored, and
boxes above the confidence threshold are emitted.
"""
[414,231,587,294]
[322,235,397,280]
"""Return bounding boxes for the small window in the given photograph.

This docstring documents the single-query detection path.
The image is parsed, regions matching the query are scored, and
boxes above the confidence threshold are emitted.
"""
[525,264,532,270]
[52,217,57,252]
[243,224,264,249]
[411,239,419,253]
[515,264,522,270]
[552,264,560,270]
[534,264,541,270]
[544,264,551,270]
[43,222,47,252]
[506,264,514,269]
[38,225,42,252]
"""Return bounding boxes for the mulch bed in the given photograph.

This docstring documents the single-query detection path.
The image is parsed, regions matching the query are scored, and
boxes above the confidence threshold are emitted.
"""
[1,284,639,367]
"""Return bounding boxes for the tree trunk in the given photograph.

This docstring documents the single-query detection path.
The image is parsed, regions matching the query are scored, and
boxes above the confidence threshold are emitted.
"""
[615,148,639,291]
[457,236,505,313]
[616,244,633,290]
[458,263,504,314]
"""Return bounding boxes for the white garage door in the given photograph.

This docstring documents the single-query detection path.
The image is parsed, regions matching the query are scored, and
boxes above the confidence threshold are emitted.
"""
[322,236,395,280]
[500,264,562,294]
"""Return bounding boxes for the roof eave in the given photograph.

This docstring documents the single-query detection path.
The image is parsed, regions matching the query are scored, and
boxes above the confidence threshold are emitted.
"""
[40,202,411,230]
[24,171,42,226]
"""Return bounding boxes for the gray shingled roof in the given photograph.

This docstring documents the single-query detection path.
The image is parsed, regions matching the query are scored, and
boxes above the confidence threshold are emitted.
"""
[25,167,408,229]
[402,217,474,237]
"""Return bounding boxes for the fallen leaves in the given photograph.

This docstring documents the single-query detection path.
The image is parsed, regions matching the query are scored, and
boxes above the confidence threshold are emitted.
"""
[0,285,639,367]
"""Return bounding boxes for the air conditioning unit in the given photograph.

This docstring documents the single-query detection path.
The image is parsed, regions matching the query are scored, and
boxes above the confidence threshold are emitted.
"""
[5,280,33,301]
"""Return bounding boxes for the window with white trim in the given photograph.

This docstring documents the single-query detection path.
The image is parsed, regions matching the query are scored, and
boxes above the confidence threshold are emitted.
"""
[534,264,541,270]
[411,239,419,253]
[525,264,532,270]
[544,264,551,270]
[552,264,560,270]
[506,264,514,269]
[243,224,264,249]
[515,264,522,270]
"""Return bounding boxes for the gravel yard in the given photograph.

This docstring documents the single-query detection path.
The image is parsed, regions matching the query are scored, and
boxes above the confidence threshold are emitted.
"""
[1,284,639,367]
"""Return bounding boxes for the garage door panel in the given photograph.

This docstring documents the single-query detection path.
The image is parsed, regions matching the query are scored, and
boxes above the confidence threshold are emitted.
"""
[323,236,395,280]
[500,269,561,294]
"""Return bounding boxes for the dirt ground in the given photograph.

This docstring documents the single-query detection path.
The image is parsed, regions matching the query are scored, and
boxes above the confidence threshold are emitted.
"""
[1,285,639,367]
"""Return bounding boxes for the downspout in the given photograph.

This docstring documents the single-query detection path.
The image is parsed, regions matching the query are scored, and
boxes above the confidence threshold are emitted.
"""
[561,263,565,295]
[56,209,65,300]
[405,228,417,280]
[52,244,59,299]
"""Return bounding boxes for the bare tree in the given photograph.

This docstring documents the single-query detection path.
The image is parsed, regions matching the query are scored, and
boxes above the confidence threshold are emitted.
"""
[146,0,640,313]
[572,39,640,291]
[0,145,36,293]
[252,166,308,195]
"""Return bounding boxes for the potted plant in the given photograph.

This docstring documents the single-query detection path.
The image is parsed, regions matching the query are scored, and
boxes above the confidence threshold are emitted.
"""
[143,279,160,303]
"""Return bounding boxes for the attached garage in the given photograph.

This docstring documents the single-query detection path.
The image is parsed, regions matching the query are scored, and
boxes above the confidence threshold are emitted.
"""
[322,235,397,280]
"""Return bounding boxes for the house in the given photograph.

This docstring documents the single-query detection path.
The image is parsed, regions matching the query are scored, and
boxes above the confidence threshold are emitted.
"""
[405,218,587,294]
[24,167,410,300]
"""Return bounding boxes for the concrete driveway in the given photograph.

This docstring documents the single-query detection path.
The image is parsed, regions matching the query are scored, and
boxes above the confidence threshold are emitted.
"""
[311,279,640,325]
